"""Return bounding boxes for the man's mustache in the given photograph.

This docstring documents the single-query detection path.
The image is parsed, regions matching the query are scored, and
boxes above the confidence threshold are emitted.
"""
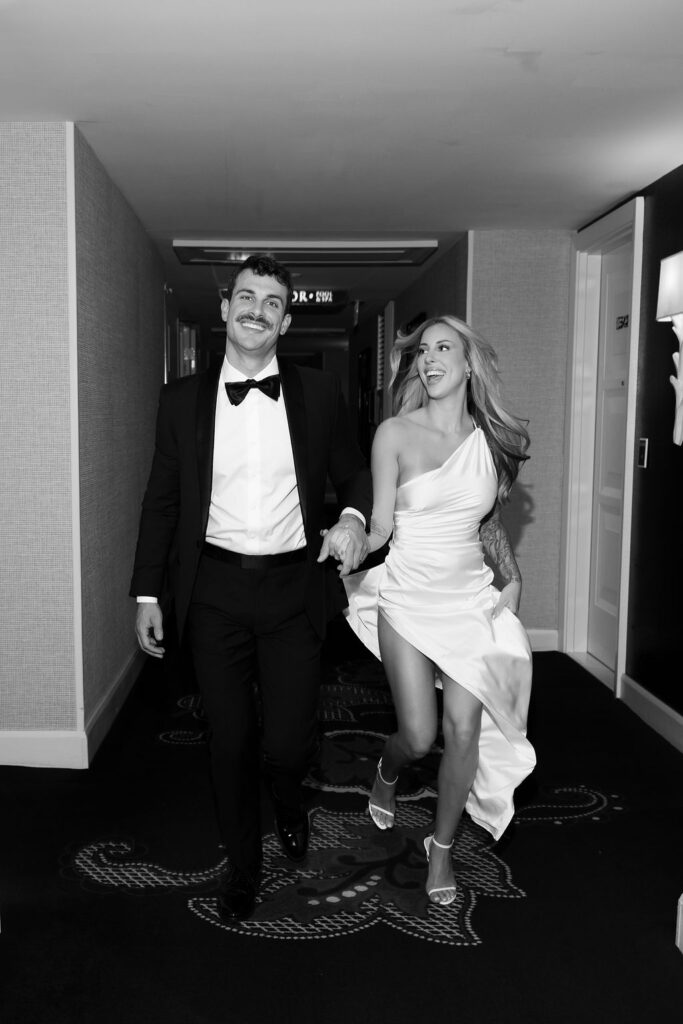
[237,314,272,328]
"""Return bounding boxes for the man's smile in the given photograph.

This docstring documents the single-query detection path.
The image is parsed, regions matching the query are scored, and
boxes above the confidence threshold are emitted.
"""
[238,316,272,332]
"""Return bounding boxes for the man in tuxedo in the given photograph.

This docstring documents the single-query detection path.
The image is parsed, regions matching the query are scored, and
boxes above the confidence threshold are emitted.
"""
[131,254,371,920]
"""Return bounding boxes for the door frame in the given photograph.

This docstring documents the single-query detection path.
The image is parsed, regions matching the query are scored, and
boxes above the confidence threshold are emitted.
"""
[560,197,644,694]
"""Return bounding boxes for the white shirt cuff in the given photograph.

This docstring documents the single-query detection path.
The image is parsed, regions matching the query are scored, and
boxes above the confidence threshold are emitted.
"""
[136,596,158,603]
[340,507,366,529]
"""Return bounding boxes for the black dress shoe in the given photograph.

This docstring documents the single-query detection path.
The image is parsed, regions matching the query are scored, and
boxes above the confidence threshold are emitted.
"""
[217,866,258,921]
[274,811,310,863]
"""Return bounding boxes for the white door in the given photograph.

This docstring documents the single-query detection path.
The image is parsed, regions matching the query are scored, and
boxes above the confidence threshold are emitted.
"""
[587,243,632,670]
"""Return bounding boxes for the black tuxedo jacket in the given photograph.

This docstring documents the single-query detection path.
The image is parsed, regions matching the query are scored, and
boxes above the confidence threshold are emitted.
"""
[130,359,372,639]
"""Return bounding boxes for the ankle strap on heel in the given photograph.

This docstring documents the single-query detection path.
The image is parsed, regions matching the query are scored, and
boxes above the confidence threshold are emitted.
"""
[430,836,454,850]
[377,757,398,787]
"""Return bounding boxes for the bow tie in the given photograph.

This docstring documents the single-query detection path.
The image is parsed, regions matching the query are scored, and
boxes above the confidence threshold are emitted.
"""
[225,374,281,406]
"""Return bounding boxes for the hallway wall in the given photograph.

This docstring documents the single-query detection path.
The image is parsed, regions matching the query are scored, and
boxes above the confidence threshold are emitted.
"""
[0,123,78,739]
[626,164,683,715]
[469,230,572,639]
[74,129,165,754]
[393,235,469,333]
[0,123,164,767]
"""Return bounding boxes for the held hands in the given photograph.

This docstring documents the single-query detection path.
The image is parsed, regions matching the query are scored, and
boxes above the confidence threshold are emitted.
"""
[492,579,521,619]
[136,602,165,658]
[317,515,369,576]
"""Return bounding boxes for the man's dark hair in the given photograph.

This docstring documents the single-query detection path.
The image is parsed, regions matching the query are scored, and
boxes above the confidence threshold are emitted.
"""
[225,254,294,314]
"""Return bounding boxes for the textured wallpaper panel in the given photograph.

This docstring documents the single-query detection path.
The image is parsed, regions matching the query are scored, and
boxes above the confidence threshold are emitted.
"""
[74,130,164,723]
[0,123,77,730]
[471,230,572,631]
[394,236,468,332]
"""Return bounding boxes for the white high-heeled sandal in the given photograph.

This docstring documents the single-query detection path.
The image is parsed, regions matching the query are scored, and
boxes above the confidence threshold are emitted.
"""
[368,757,398,831]
[424,834,457,906]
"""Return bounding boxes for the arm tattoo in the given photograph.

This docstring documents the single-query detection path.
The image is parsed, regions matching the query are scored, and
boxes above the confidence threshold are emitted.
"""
[479,511,521,583]
[370,517,390,540]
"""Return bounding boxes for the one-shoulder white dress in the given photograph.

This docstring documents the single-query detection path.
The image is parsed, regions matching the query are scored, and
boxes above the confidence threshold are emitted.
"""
[343,426,535,840]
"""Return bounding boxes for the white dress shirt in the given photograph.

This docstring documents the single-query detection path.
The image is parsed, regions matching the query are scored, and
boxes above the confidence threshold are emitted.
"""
[206,354,306,554]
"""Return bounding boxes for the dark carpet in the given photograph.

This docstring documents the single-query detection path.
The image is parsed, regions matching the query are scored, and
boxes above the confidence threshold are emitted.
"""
[2,622,683,1024]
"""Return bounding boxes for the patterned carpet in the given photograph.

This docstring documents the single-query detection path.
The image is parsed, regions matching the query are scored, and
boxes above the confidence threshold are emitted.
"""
[2,629,683,1024]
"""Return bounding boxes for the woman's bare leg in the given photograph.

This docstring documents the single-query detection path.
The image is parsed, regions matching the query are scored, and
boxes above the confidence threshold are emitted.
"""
[426,675,482,904]
[369,614,438,824]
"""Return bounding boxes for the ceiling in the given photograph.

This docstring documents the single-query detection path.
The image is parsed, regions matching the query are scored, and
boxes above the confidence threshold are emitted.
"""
[2,0,683,331]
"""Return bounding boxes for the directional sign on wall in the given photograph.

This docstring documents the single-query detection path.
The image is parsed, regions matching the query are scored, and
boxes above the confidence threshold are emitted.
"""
[291,289,349,311]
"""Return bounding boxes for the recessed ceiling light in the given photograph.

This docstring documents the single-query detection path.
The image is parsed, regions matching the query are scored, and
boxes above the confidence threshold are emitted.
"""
[173,239,438,267]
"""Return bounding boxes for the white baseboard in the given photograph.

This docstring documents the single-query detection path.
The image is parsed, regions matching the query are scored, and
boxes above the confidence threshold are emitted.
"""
[0,648,146,769]
[85,648,146,762]
[0,729,89,768]
[528,629,558,651]
[620,673,683,755]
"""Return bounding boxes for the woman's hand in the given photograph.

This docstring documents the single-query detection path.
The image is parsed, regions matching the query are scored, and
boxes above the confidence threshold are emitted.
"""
[492,579,521,618]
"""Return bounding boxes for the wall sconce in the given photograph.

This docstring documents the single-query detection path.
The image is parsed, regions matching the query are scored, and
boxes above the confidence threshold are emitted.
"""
[656,251,683,446]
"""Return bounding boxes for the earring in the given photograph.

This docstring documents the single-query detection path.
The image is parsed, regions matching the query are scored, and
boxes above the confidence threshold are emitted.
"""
[466,368,471,380]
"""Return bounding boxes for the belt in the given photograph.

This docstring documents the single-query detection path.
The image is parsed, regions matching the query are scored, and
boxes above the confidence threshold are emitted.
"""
[202,542,307,570]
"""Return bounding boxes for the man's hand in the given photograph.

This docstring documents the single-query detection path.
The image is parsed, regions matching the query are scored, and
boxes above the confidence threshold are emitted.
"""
[317,515,368,576]
[492,580,522,619]
[136,602,165,658]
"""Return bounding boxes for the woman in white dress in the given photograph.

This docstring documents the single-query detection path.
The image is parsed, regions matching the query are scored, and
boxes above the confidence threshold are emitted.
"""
[342,315,535,907]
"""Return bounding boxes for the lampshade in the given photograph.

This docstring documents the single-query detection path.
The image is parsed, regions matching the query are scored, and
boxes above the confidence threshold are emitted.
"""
[656,251,683,321]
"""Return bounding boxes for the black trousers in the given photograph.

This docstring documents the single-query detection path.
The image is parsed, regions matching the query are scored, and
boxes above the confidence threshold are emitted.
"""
[187,552,322,876]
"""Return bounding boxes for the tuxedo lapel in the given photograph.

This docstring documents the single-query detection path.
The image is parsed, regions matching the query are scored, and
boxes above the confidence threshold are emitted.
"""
[196,362,221,527]
[279,361,309,530]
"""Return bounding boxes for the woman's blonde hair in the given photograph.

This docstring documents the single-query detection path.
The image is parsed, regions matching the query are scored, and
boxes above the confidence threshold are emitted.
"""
[389,314,529,502]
